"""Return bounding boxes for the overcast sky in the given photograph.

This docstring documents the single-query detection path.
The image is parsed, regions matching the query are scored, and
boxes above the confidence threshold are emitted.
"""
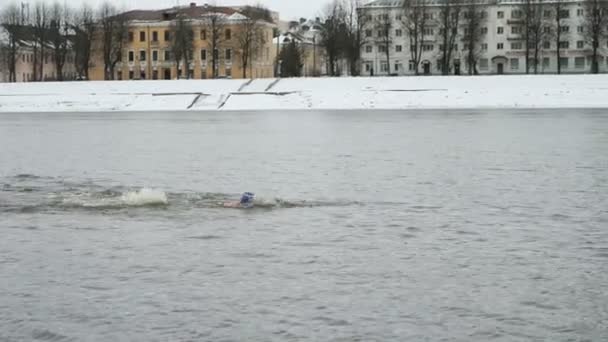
[42,0,334,21]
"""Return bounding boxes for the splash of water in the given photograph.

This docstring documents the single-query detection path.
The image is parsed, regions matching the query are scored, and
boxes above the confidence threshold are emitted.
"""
[121,188,168,206]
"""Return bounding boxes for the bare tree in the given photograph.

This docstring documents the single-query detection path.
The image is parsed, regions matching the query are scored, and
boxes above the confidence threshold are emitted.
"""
[32,1,50,81]
[202,5,227,79]
[583,0,608,73]
[49,2,71,81]
[375,8,393,75]
[437,0,462,75]
[99,2,128,80]
[1,2,23,82]
[341,0,366,76]
[237,5,271,79]
[169,13,194,79]
[319,0,344,76]
[402,0,428,75]
[549,0,568,74]
[517,0,549,74]
[73,4,96,79]
[462,1,487,75]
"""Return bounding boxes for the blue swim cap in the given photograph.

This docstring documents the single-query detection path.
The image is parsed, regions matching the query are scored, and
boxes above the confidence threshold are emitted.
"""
[240,192,255,204]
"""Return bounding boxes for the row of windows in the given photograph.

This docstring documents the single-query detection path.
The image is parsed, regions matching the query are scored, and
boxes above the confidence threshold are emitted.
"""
[123,47,272,63]
[364,39,596,54]
[19,72,76,81]
[129,29,234,43]
[117,66,235,81]
[19,53,74,64]
[364,7,586,24]
[363,56,607,74]
[126,48,234,63]
[366,24,589,39]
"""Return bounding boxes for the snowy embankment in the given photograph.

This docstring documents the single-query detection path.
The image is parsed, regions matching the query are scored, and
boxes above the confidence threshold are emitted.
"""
[1,75,607,112]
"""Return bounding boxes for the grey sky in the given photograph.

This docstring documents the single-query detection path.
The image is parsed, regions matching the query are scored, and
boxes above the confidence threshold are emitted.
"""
[43,0,332,21]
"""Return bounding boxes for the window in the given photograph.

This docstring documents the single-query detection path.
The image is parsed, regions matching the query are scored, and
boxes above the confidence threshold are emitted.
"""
[200,30,207,40]
[577,41,584,49]
[396,29,402,37]
[225,29,231,40]
[128,32,134,42]
[164,50,171,61]
[511,10,522,19]
[544,10,552,18]
[152,70,158,80]
[380,61,388,72]
[139,31,146,42]
[512,26,521,34]
[366,46,372,53]
[559,41,569,49]
[559,57,569,68]
[394,61,402,71]
[423,28,434,36]
[543,57,550,68]
[577,9,584,16]
[544,27,552,34]
[560,26,570,33]
[559,9,570,18]
[423,44,434,51]
[129,70,134,79]
[201,49,207,61]
[479,58,488,70]
[497,27,504,34]
[510,58,519,70]
[379,45,387,53]
[497,11,504,19]
[365,29,372,37]
[164,31,171,41]
[575,57,585,68]
[578,26,584,33]
[377,30,383,38]
[511,42,522,50]
[140,71,146,80]
[497,43,504,50]
[543,41,551,49]
[225,67,232,77]
[117,71,123,80]
[139,50,146,61]
[152,50,158,61]
[396,15,402,21]
[396,45,402,52]
[128,51,134,62]
[481,43,488,51]
[408,60,415,71]
[481,27,488,34]
[152,31,158,42]
[424,12,434,20]
[225,49,232,61]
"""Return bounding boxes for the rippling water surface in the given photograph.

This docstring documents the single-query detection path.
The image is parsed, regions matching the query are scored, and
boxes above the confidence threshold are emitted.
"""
[1,110,607,341]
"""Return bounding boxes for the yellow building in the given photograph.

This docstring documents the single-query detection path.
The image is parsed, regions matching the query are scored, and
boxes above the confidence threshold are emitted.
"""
[89,3,277,81]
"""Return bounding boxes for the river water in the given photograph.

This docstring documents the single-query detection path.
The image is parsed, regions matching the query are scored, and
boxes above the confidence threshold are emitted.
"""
[1,110,607,341]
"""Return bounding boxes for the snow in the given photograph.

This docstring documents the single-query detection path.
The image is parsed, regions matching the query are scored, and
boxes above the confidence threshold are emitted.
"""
[1,75,607,112]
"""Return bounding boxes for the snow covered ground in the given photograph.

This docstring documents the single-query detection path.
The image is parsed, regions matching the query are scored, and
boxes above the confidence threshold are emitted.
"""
[0,75,607,112]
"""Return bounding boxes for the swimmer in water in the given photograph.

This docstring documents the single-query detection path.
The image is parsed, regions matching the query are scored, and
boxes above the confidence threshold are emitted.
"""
[223,192,255,208]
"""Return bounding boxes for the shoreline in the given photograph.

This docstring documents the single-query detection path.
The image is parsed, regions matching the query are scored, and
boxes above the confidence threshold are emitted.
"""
[1,74,607,112]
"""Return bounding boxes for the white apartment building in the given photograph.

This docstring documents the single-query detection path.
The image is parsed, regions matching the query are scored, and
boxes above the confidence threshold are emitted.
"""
[360,0,608,75]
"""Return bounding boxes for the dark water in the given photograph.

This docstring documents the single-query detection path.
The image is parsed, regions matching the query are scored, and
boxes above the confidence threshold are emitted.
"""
[1,110,607,341]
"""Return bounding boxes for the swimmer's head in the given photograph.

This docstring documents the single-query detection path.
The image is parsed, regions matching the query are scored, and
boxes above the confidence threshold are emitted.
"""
[240,192,255,204]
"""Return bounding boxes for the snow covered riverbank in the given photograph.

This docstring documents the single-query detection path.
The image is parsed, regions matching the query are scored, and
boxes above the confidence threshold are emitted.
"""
[1,75,607,112]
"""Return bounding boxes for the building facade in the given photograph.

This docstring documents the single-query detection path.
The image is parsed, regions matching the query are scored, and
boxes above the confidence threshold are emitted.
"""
[359,0,608,76]
[89,3,277,81]
[0,27,77,82]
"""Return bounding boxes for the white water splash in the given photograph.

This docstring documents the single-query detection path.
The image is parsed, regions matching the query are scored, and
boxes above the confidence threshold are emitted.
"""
[121,188,168,206]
